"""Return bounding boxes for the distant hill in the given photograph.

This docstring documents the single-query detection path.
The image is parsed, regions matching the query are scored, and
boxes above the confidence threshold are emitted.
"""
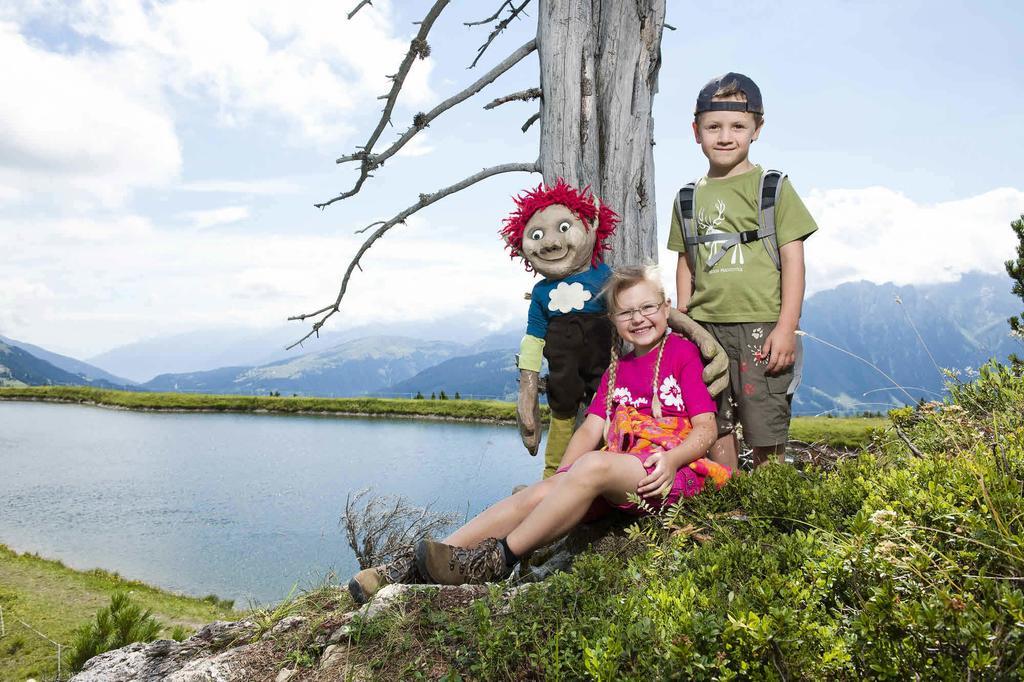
[0,335,134,386]
[142,336,467,396]
[17,271,1014,413]
[89,318,521,383]
[390,271,1021,414]
[385,348,520,400]
[797,272,1019,414]
[0,341,125,388]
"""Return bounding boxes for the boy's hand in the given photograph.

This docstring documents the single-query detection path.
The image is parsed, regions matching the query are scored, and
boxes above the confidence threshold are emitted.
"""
[762,325,797,374]
[637,452,679,500]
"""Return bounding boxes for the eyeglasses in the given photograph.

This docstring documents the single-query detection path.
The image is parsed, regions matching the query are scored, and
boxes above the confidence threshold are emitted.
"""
[611,300,665,322]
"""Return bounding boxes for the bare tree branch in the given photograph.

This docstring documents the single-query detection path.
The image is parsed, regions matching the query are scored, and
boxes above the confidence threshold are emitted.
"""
[469,0,533,69]
[315,0,450,210]
[291,161,540,348]
[347,0,373,20]
[521,111,540,133]
[484,86,542,110]
[316,39,538,210]
[664,23,677,30]
[464,1,514,27]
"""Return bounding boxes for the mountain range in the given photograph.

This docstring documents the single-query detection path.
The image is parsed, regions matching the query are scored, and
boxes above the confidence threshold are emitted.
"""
[2,272,1020,414]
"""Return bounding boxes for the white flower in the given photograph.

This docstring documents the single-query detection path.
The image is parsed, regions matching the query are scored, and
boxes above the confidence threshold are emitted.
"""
[659,375,684,409]
[751,326,764,340]
[612,387,633,406]
[547,281,592,314]
[869,509,897,526]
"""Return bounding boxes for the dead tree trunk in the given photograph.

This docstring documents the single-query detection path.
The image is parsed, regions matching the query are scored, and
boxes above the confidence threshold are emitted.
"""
[537,0,665,267]
[292,0,666,343]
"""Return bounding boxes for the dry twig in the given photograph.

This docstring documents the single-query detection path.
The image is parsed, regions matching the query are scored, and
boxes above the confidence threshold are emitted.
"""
[347,0,373,20]
[317,39,537,210]
[521,111,540,133]
[484,86,542,110]
[468,0,533,69]
[291,161,540,348]
[342,488,458,569]
[316,0,451,210]
[464,1,515,27]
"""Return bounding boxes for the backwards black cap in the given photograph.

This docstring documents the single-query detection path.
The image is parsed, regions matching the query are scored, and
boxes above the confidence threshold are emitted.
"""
[695,72,763,115]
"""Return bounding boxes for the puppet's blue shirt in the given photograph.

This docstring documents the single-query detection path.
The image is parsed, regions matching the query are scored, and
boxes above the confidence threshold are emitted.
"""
[525,263,611,339]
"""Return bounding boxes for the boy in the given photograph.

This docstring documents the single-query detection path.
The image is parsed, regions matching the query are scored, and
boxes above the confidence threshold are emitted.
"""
[667,73,817,470]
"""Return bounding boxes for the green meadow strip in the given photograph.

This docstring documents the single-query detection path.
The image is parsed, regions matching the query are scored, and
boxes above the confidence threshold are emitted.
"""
[0,544,238,681]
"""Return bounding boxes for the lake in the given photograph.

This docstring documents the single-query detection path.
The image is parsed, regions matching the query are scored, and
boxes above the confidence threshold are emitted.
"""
[0,401,537,604]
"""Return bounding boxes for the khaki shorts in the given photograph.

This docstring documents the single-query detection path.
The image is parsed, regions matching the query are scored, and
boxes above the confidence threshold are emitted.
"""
[704,321,803,447]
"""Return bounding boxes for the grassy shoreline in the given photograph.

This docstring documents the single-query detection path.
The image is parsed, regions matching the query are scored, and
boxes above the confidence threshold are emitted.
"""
[0,386,886,448]
[0,543,238,681]
[0,386,526,423]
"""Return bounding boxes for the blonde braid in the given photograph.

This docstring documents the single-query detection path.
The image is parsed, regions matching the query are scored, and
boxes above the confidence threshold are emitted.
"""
[650,333,668,419]
[602,333,621,442]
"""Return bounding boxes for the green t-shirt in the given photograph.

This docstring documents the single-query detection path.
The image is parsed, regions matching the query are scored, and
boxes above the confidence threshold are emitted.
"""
[667,165,817,323]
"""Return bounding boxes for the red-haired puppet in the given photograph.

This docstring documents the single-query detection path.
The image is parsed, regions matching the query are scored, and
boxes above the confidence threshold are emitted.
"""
[502,180,727,477]
[501,180,616,477]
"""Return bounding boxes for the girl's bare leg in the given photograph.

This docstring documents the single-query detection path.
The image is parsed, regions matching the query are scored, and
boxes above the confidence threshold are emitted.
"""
[443,474,563,548]
[505,451,647,556]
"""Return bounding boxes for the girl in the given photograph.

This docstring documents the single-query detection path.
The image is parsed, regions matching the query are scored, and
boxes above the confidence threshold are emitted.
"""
[349,266,728,601]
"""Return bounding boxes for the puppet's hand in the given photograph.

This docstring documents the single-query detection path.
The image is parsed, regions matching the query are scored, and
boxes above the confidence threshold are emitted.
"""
[667,309,729,397]
[517,369,541,455]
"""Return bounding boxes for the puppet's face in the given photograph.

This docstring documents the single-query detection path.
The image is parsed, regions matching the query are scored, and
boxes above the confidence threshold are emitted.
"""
[521,204,597,279]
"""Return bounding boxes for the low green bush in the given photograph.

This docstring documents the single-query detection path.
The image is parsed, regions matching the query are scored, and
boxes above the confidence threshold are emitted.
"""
[68,593,164,672]
[338,361,1024,679]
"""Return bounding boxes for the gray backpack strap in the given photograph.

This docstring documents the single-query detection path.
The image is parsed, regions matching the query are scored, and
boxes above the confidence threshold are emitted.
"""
[675,179,700,269]
[757,169,786,270]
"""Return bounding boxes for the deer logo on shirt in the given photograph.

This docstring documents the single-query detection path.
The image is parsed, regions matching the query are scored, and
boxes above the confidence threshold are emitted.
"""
[697,199,744,266]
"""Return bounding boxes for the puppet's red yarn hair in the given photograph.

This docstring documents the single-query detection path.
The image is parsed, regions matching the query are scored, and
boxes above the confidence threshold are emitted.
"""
[499,179,619,272]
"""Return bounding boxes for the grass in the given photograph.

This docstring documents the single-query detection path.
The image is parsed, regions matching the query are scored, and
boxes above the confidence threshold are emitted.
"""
[316,362,1024,679]
[1,386,883,450]
[0,386,527,422]
[790,415,886,449]
[0,544,238,681]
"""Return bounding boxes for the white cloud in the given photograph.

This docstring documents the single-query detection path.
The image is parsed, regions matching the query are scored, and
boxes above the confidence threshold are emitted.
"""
[0,21,181,206]
[0,211,528,356]
[61,0,434,141]
[181,178,304,195]
[0,1,436,207]
[803,186,1024,293]
[185,206,251,229]
[394,134,435,159]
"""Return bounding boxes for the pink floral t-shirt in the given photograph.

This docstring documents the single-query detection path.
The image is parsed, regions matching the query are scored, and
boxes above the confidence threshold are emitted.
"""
[586,333,716,421]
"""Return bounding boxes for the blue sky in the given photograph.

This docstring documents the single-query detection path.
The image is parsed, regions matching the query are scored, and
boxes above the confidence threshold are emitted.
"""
[2,1,1023,357]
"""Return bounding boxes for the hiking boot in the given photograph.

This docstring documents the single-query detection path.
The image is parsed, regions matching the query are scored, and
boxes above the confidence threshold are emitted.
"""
[415,537,512,586]
[347,548,422,605]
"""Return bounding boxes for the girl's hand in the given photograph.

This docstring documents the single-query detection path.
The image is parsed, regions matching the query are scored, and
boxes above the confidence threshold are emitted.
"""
[637,452,679,499]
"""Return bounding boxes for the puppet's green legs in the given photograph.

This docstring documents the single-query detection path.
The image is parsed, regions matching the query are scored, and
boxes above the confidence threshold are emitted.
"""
[543,415,576,478]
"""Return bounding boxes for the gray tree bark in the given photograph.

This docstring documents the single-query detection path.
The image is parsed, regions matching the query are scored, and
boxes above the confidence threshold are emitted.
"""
[537,0,665,267]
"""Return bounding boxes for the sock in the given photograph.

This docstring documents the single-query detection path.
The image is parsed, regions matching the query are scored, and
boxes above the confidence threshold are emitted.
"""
[499,538,519,567]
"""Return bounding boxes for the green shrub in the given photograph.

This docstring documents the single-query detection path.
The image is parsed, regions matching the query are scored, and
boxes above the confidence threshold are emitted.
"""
[68,593,164,672]
[337,362,1024,679]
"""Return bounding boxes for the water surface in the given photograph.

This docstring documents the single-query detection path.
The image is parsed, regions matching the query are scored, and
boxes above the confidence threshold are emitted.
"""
[0,401,537,603]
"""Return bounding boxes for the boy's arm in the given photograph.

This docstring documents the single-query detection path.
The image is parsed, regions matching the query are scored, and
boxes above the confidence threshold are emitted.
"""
[675,252,694,313]
[557,413,605,470]
[762,240,806,374]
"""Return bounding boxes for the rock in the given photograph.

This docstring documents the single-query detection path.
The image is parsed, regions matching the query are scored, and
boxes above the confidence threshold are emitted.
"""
[328,624,352,643]
[261,615,306,640]
[319,644,347,670]
[274,669,296,682]
[70,620,267,682]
